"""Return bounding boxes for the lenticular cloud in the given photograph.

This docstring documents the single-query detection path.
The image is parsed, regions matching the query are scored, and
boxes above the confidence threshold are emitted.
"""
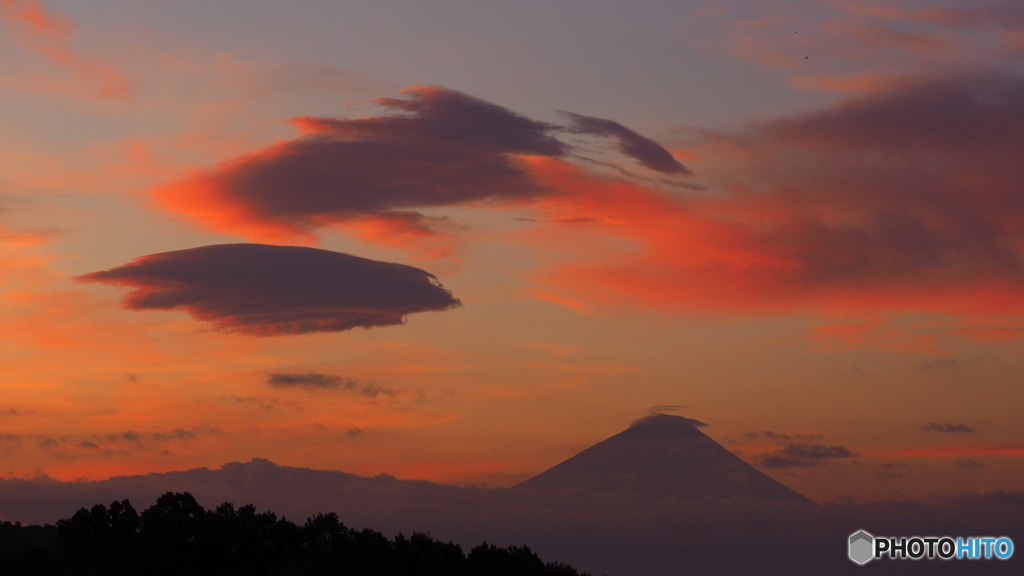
[78,243,461,336]
[152,85,688,242]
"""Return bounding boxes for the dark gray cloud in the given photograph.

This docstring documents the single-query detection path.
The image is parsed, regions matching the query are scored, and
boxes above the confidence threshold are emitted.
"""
[741,430,824,442]
[757,443,856,468]
[956,458,982,469]
[758,72,1024,286]
[78,243,461,336]
[267,372,393,397]
[89,429,205,451]
[228,396,278,412]
[780,444,854,460]
[922,422,976,433]
[37,437,59,450]
[150,429,198,442]
[629,70,1024,314]
[2,430,204,460]
[563,112,690,175]
[109,431,141,444]
[919,358,959,373]
[300,87,567,156]
[155,86,686,239]
[743,430,791,441]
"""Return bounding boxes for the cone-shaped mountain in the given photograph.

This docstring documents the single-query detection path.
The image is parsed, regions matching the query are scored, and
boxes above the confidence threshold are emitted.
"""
[516,414,814,504]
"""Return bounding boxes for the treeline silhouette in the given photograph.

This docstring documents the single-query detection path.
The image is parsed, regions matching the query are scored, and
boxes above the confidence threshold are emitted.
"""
[0,492,594,576]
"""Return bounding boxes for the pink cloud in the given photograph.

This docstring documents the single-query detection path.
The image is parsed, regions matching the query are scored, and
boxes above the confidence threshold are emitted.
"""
[718,1,1024,93]
[0,0,131,100]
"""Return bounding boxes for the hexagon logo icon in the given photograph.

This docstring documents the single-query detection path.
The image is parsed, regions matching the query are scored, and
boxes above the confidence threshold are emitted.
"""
[849,530,874,565]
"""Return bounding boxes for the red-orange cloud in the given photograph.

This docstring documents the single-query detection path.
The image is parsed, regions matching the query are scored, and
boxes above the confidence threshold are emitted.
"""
[148,74,1024,322]
[527,71,1024,317]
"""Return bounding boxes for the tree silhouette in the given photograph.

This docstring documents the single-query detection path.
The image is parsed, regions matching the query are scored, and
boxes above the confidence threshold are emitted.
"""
[20,492,597,575]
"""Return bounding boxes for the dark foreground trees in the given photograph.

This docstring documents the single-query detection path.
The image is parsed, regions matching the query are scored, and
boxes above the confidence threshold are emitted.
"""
[0,492,592,576]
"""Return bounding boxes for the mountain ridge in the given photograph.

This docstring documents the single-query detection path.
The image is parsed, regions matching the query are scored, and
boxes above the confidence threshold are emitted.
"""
[515,413,814,504]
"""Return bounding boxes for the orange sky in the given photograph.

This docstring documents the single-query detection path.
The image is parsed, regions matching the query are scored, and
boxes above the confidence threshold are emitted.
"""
[1,0,1023,503]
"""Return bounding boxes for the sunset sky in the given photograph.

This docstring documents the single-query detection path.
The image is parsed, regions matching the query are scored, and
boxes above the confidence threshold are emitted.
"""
[2,0,1024,504]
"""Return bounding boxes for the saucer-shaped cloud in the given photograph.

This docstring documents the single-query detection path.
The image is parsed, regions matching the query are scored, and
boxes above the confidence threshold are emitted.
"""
[153,86,687,242]
[153,86,564,241]
[78,244,461,335]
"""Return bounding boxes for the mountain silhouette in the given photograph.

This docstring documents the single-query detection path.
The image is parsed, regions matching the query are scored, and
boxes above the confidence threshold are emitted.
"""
[515,413,814,504]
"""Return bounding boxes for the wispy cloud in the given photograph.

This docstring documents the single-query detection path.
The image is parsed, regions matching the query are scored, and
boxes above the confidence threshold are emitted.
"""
[741,431,823,443]
[562,112,690,175]
[922,422,976,434]
[757,443,856,468]
[0,0,131,99]
[643,405,686,415]
[719,0,1024,93]
[267,373,394,397]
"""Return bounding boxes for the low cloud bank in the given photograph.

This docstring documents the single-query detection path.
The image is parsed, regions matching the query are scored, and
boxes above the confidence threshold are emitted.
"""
[1,459,1019,575]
